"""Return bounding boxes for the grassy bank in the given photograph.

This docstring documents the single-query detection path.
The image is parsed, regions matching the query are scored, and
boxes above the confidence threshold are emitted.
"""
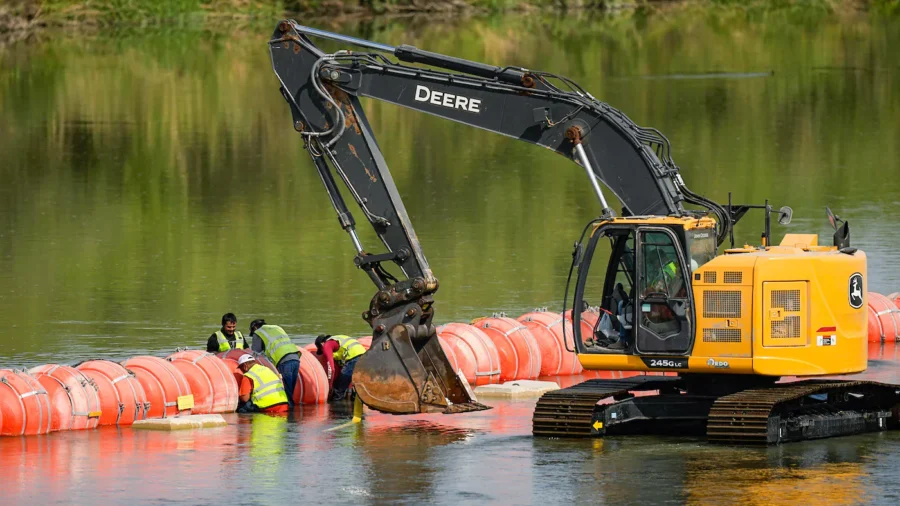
[2,0,897,34]
[3,0,593,31]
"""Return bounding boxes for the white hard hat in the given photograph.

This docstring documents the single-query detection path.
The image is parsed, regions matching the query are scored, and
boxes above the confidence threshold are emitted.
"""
[237,354,256,366]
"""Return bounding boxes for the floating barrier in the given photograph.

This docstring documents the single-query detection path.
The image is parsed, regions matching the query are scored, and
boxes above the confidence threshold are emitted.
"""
[122,356,193,419]
[295,348,328,405]
[888,292,900,311]
[517,311,583,376]
[76,360,148,426]
[867,292,900,343]
[167,351,238,414]
[473,317,541,381]
[0,370,52,436]
[437,336,462,377]
[436,323,501,386]
[29,365,101,431]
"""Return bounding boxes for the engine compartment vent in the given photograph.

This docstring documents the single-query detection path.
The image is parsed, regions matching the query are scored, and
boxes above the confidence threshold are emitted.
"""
[724,271,742,284]
[763,283,807,346]
[703,290,742,318]
[703,328,742,343]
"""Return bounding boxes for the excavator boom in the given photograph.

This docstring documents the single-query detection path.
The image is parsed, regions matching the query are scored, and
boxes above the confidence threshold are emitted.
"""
[268,21,723,414]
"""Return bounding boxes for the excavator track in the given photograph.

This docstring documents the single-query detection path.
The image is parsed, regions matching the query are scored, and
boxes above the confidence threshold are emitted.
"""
[534,378,900,444]
[707,380,900,445]
[532,376,682,437]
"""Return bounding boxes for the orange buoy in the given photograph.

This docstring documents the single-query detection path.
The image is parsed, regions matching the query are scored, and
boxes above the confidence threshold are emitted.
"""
[31,373,73,432]
[517,311,583,376]
[76,360,147,426]
[294,349,328,405]
[888,292,900,311]
[167,351,238,414]
[28,365,101,431]
[217,355,241,389]
[122,356,192,419]
[0,370,52,436]
[438,335,462,376]
[436,323,501,386]
[867,292,900,343]
[473,317,541,381]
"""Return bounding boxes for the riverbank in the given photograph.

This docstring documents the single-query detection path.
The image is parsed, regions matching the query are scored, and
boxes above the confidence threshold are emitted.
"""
[1,0,897,37]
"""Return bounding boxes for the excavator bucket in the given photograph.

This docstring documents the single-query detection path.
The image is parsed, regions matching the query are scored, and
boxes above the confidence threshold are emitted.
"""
[352,323,491,414]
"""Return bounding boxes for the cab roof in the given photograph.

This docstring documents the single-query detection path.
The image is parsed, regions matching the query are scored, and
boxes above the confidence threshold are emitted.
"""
[593,215,717,231]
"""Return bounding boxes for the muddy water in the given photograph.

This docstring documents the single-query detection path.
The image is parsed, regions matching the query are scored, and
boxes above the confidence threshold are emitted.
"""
[2,6,900,505]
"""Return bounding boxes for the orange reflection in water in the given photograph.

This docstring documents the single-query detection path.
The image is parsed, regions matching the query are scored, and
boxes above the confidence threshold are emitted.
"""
[0,420,245,503]
[684,453,870,506]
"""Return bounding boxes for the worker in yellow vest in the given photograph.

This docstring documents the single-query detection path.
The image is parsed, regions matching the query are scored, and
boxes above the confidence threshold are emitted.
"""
[314,334,367,402]
[236,354,289,414]
[249,319,300,409]
[206,312,248,352]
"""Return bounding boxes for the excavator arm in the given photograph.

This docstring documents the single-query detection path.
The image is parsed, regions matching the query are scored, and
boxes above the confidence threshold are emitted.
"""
[268,21,726,414]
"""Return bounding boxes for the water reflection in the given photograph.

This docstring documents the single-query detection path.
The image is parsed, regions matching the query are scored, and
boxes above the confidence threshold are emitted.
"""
[357,420,474,502]
[1,8,899,366]
[683,441,874,505]
[0,389,899,503]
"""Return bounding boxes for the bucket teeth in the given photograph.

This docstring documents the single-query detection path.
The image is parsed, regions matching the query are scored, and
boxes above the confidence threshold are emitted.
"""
[443,402,492,414]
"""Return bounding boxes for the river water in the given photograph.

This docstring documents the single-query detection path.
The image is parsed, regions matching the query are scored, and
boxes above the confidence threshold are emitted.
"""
[2,6,900,505]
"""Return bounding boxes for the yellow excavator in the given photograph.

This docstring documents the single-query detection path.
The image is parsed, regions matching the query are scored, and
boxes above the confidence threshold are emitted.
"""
[268,21,899,445]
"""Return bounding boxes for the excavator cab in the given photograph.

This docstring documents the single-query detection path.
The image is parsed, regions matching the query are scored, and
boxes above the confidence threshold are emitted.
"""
[570,216,718,357]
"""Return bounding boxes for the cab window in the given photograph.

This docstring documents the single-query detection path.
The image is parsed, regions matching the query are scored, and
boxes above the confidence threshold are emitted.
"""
[641,232,684,298]
[636,230,692,353]
[686,229,717,271]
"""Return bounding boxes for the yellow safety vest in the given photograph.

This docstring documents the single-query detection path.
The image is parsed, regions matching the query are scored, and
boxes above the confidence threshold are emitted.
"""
[244,364,288,409]
[255,325,295,366]
[215,330,247,352]
[663,261,678,281]
[332,335,366,365]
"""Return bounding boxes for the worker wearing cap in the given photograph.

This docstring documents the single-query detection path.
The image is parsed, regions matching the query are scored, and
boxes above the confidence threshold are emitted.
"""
[315,334,366,402]
[249,319,300,409]
[206,312,248,352]
[236,354,289,414]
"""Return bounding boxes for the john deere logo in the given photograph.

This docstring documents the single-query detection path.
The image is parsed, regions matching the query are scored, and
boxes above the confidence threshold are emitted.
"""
[849,273,863,309]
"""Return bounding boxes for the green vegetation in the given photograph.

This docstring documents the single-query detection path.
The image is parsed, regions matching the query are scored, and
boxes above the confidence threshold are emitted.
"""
[1,0,897,33]
[0,7,899,361]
